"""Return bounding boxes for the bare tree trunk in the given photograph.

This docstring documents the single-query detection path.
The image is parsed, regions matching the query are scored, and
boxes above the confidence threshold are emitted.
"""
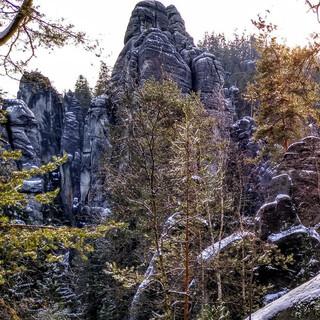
[0,0,33,46]
[183,124,191,320]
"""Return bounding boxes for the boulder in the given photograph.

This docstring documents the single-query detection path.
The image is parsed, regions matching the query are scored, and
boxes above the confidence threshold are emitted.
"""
[245,274,320,320]
[278,136,320,226]
[256,194,301,241]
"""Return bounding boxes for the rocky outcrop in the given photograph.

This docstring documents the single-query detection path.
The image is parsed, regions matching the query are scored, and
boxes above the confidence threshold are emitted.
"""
[245,273,320,320]
[256,194,300,241]
[230,116,272,215]
[112,0,225,111]
[3,99,40,168]
[2,72,113,224]
[18,72,64,164]
[278,136,320,226]
[256,136,320,230]
[80,95,111,222]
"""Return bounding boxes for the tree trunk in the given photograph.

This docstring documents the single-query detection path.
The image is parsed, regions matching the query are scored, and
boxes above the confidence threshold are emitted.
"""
[0,0,33,46]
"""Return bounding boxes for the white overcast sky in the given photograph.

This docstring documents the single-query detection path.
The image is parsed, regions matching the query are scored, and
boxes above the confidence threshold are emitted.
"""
[2,0,319,97]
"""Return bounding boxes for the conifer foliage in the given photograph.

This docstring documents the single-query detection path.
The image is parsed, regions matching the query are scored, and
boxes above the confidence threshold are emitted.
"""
[246,21,320,154]
[94,61,112,96]
[74,75,92,108]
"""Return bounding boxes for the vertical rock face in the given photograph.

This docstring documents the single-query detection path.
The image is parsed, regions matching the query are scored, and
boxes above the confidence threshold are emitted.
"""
[277,136,320,226]
[17,72,64,163]
[80,95,111,221]
[112,0,225,110]
[60,92,83,222]
[1,1,228,224]
[255,136,320,238]
[2,72,112,224]
[3,99,40,168]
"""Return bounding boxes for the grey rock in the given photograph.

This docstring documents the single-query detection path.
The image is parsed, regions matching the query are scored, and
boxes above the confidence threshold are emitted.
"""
[3,99,40,166]
[124,1,169,44]
[21,177,44,193]
[269,174,292,199]
[18,72,64,163]
[245,273,320,320]
[192,52,224,93]
[112,0,226,110]
[277,136,320,226]
[80,95,112,217]
[256,194,301,241]
[59,92,84,220]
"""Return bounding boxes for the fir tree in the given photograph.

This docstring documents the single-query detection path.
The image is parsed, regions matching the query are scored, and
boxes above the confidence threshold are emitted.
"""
[74,75,92,108]
[94,61,111,96]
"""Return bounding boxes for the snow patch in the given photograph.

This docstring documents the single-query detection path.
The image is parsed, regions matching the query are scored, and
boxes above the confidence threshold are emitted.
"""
[263,289,288,305]
[268,224,320,243]
[275,194,291,201]
[244,273,320,320]
[198,231,254,263]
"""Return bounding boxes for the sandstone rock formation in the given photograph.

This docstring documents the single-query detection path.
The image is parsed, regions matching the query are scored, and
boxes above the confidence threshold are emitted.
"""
[278,136,320,226]
[112,0,225,111]
[80,95,111,222]
[1,73,112,225]
[18,72,64,164]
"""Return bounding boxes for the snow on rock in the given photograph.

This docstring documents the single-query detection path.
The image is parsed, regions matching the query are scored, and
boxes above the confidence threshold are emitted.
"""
[198,231,254,263]
[263,289,288,305]
[268,224,320,243]
[255,193,301,240]
[21,178,44,193]
[244,273,320,320]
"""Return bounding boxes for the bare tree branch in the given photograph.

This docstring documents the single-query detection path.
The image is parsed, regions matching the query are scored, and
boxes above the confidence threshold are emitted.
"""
[0,0,33,46]
[306,0,320,22]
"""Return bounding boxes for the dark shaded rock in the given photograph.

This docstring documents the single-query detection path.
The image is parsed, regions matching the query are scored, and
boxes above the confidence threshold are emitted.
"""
[268,173,292,199]
[167,4,194,49]
[256,194,300,241]
[231,116,258,156]
[124,1,169,44]
[278,136,320,226]
[21,177,44,193]
[137,29,192,91]
[192,52,224,93]
[59,92,85,221]
[229,116,269,215]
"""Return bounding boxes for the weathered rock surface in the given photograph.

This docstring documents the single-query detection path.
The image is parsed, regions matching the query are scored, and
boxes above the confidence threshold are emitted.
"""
[80,95,112,222]
[230,116,272,215]
[2,72,112,224]
[3,99,40,168]
[18,72,64,163]
[256,194,300,241]
[277,136,320,226]
[60,92,83,222]
[112,0,225,111]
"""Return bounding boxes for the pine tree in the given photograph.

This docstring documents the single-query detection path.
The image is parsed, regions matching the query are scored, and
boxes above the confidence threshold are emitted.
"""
[94,61,111,96]
[246,21,320,155]
[74,75,92,108]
